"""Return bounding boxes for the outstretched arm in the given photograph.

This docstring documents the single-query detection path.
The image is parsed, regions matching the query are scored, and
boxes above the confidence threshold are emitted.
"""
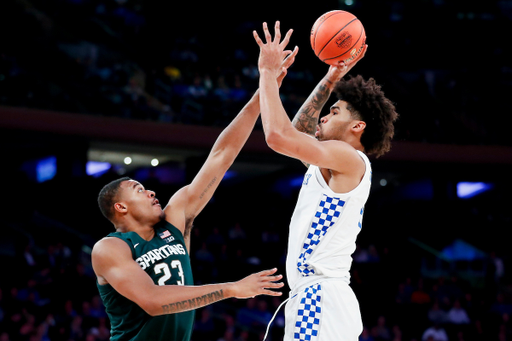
[92,237,283,316]
[164,49,297,246]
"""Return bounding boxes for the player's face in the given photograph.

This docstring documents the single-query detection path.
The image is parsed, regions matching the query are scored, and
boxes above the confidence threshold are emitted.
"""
[316,100,356,141]
[117,180,165,224]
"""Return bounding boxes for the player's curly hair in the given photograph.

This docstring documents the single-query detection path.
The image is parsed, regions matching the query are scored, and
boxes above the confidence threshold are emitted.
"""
[333,75,398,158]
[98,177,131,222]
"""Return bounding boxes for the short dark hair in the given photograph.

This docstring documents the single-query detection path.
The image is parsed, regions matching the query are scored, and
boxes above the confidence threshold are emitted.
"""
[334,75,399,157]
[98,177,132,222]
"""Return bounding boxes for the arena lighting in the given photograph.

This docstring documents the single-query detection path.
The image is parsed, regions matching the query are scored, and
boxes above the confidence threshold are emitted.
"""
[86,161,111,177]
[151,158,159,167]
[124,157,132,165]
[289,175,305,188]
[36,156,57,183]
[222,170,237,180]
[456,182,493,199]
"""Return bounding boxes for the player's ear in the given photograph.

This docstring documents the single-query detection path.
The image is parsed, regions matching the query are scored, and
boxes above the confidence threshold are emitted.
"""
[114,202,128,214]
[352,120,366,132]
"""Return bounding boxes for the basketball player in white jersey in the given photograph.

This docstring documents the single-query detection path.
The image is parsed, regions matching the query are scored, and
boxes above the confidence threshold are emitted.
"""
[253,22,399,340]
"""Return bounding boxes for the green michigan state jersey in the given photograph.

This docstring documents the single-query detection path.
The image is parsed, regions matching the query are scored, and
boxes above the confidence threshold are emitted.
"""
[97,220,195,341]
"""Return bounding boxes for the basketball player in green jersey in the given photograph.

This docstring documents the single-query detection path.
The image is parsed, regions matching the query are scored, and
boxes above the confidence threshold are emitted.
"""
[91,50,298,341]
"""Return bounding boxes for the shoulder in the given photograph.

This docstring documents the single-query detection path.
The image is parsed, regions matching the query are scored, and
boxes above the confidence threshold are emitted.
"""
[325,141,366,174]
[92,237,132,262]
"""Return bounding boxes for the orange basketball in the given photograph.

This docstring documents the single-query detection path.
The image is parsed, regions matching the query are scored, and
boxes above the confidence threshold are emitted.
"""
[310,10,366,65]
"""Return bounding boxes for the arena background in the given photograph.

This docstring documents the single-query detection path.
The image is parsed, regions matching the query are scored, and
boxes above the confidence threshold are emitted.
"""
[1,0,512,340]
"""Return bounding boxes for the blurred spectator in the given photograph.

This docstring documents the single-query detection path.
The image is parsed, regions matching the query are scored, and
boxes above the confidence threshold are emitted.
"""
[490,251,505,284]
[195,242,215,264]
[194,308,216,341]
[371,315,391,341]
[395,282,411,305]
[228,223,247,241]
[89,295,108,319]
[421,323,449,341]
[23,243,37,268]
[427,301,448,325]
[447,299,470,325]
[236,298,259,330]
[217,329,235,341]
[360,326,375,341]
[252,299,272,331]
[391,325,402,341]
[87,317,110,341]
[411,278,432,306]
[490,293,512,316]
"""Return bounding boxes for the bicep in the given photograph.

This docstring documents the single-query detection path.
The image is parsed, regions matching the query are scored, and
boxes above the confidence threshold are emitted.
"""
[269,129,362,174]
[92,238,155,309]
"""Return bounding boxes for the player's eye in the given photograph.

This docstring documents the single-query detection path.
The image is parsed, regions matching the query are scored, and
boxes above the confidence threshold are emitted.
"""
[138,188,144,193]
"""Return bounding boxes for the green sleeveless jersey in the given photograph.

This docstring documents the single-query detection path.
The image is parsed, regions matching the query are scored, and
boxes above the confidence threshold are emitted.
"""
[97,221,195,341]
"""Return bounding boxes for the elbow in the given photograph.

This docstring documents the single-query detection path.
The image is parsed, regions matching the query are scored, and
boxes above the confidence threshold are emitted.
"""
[265,131,286,153]
[138,298,161,317]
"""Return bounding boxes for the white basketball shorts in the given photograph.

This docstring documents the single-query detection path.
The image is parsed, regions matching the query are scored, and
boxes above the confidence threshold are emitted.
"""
[283,280,363,341]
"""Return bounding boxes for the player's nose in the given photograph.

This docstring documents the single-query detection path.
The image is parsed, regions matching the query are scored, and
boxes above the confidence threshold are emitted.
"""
[148,190,155,198]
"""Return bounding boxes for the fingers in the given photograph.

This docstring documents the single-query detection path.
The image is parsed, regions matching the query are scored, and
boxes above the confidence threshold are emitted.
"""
[259,284,284,296]
[258,267,278,276]
[280,28,294,49]
[254,22,293,46]
[253,30,263,47]
[274,21,281,43]
[283,46,299,67]
[258,274,284,296]
[263,22,272,44]
[347,44,368,68]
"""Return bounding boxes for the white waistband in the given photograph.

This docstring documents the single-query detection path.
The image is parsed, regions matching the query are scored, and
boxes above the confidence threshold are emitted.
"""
[289,275,349,296]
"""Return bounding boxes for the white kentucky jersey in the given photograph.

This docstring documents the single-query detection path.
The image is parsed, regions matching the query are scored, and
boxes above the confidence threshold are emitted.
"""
[286,151,372,290]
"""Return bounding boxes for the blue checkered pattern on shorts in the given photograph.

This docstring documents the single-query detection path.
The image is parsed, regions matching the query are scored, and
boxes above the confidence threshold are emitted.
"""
[294,284,322,340]
[297,194,345,276]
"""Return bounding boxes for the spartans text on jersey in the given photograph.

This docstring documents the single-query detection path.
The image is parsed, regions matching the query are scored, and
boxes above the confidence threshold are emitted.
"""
[136,244,187,270]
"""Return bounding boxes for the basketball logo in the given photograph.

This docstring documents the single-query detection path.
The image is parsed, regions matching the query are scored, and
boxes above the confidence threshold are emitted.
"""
[335,32,352,49]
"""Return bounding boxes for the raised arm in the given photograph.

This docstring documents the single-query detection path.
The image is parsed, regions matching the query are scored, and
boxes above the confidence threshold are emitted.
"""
[292,49,367,167]
[164,50,297,243]
[254,22,367,171]
[92,237,283,316]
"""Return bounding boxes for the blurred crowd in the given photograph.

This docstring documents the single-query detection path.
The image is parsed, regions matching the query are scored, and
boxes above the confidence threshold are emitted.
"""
[1,167,511,341]
[1,0,512,340]
[1,0,512,145]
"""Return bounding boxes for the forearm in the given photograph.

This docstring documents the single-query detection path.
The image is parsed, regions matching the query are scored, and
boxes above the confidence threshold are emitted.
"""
[259,70,294,139]
[151,282,233,316]
[292,76,336,136]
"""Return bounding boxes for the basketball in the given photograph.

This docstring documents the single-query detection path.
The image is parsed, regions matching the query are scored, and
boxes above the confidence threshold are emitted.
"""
[310,10,366,65]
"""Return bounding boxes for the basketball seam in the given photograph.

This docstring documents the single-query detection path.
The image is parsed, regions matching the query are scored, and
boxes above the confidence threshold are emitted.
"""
[312,11,347,52]
[323,23,364,63]
[317,17,358,58]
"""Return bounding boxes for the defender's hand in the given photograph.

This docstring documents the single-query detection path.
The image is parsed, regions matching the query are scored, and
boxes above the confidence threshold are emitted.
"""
[254,21,295,78]
[230,268,284,299]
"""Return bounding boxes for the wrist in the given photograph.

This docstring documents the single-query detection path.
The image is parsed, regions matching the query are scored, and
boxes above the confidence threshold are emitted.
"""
[224,282,236,299]
[260,68,278,77]
[322,76,336,89]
